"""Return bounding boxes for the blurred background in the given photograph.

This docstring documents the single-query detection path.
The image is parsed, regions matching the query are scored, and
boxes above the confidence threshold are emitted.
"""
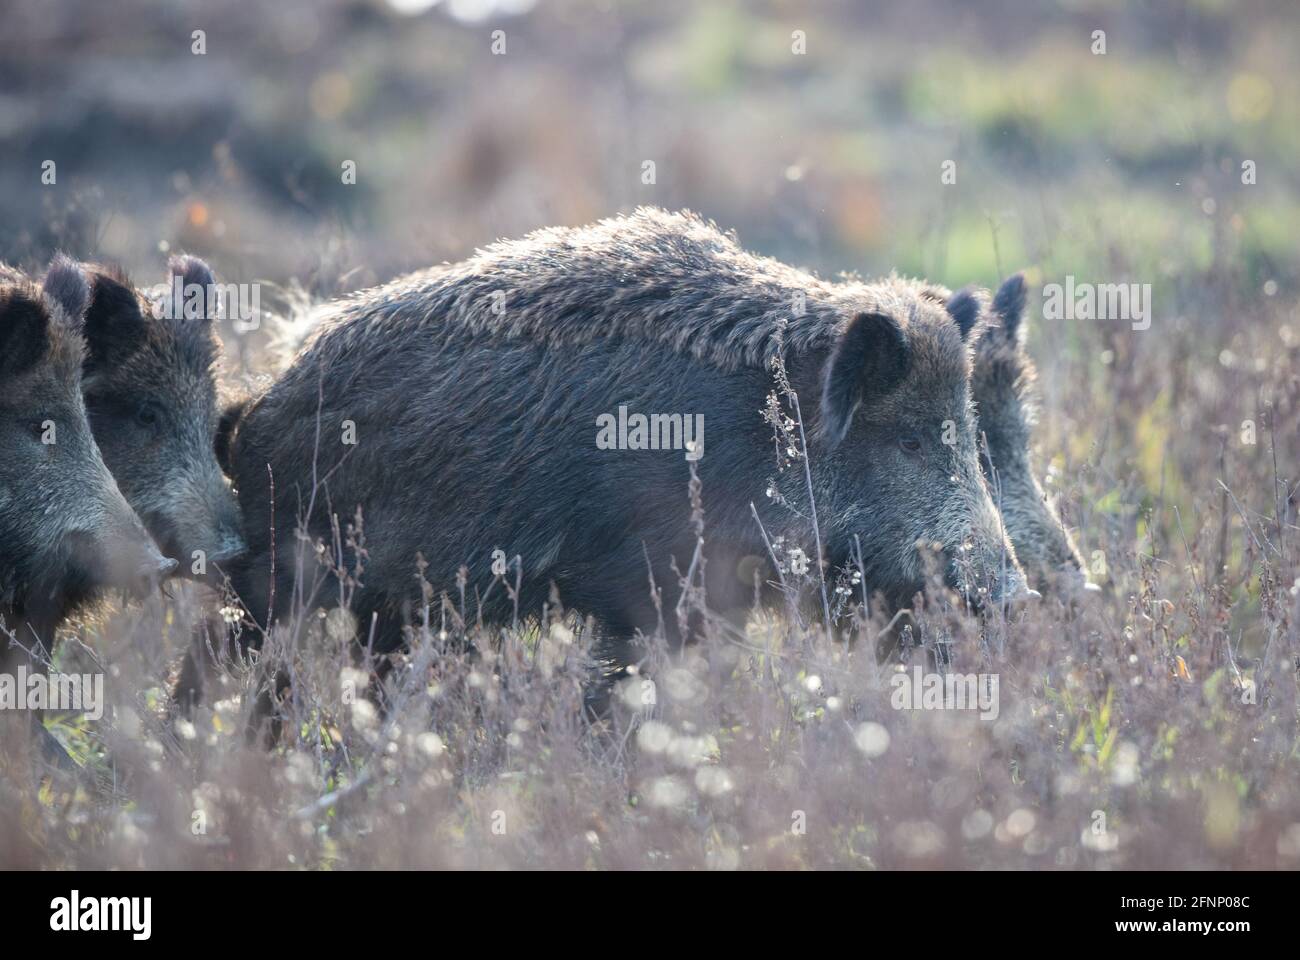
[2,0,1295,293]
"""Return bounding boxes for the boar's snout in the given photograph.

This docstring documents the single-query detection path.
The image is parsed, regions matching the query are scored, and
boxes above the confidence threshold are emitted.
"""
[144,555,180,582]
[943,478,1036,613]
[940,540,1036,612]
[202,530,248,578]
[68,508,176,599]
[1059,561,1087,589]
[143,472,246,579]
[1057,561,1102,596]
[207,538,247,568]
[117,539,179,599]
[129,554,180,599]
[988,567,1039,608]
[150,516,245,580]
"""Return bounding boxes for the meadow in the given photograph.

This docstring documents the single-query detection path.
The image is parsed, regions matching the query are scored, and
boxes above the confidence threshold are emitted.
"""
[0,0,1297,869]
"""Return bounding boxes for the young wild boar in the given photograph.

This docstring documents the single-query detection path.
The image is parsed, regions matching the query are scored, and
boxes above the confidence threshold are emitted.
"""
[971,274,1089,592]
[207,208,1027,698]
[76,256,245,579]
[0,258,176,664]
[898,273,1088,593]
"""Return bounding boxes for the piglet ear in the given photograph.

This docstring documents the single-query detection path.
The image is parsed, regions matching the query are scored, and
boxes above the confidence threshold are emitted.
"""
[0,286,53,378]
[821,311,910,447]
[992,273,1027,345]
[945,287,985,342]
[168,254,216,321]
[41,253,90,328]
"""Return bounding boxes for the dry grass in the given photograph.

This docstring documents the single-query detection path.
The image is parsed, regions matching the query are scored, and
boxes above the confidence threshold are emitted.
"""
[3,280,1298,870]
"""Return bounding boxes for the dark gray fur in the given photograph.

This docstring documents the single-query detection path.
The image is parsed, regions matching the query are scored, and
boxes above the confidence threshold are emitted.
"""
[77,256,245,578]
[972,274,1086,591]
[42,253,89,325]
[895,272,1086,591]
[0,263,173,663]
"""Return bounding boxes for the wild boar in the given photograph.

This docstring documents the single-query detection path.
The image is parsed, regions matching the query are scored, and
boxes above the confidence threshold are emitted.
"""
[894,272,1087,592]
[0,257,176,662]
[205,208,1026,704]
[972,274,1088,591]
[77,256,245,579]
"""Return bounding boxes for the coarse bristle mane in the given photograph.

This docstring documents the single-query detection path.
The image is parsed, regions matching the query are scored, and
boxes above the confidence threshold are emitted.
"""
[897,271,1037,408]
[305,207,975,373]
[975,320,1038,411]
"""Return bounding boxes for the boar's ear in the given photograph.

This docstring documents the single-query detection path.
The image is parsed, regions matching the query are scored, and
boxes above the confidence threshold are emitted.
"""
[168,254,216,322]
[945,287,985,341]
[822,311,910,447]
[41,254,90,328]
[992,273,1027,345]
[214,396,250,477]
[0,287,53,377]
[84,269,149,369]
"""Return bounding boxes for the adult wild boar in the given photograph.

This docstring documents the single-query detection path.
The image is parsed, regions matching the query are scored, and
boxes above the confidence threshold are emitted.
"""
[0,258,176,663]
[210,208,1027,689]
[897,273,1088,593]
[76,256,246,579]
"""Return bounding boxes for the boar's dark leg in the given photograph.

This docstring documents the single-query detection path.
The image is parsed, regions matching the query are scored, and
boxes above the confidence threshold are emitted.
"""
[173,611,233,717]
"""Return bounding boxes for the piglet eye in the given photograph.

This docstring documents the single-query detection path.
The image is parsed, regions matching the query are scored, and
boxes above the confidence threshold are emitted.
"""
[899,435,922,455]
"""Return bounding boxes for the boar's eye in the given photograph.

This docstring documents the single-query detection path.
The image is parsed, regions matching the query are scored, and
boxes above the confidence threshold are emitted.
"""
[899,435,922,455]
[135,403,161,428]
